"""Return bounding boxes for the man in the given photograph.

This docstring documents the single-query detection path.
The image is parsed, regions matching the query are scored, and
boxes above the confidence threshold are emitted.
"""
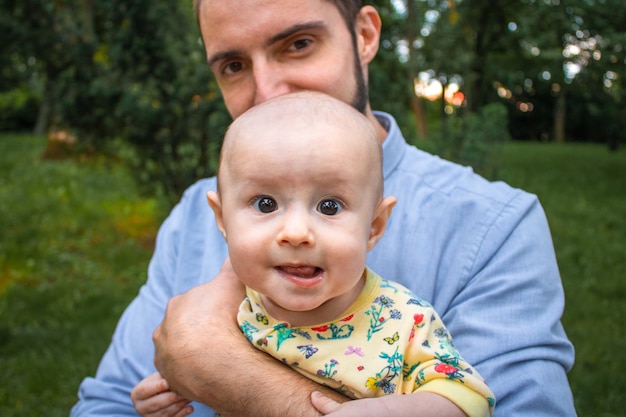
[72,1,576,416]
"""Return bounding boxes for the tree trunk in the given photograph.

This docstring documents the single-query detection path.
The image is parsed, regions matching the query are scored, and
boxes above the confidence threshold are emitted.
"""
[34,81,51,135]
[440,81,448,139]
[406,0,427,139]
[410,91,428,139]
[553,89,566,143]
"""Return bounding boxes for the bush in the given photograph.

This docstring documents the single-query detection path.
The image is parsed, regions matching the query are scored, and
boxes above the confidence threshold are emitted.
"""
[0,88,39,132]
[430,103,510,178]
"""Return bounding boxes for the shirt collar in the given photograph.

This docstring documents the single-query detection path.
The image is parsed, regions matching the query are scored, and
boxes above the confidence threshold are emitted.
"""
[374,111,407,180]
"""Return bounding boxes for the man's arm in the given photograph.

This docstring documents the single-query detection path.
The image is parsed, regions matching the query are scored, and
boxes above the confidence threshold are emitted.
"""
[439,193,576,416]
[153,260,348,416]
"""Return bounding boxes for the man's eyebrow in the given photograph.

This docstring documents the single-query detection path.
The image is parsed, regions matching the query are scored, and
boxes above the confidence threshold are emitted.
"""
[266,21,327,46]
[206,21,327,67]
[207,50,240,67]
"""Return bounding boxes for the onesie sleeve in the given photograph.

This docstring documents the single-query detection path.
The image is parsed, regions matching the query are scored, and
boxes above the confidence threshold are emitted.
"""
[402,305,496,417]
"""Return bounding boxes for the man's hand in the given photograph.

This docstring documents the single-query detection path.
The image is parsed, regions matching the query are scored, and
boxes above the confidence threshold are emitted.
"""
[152,258,348,416]
[153,258,245,402]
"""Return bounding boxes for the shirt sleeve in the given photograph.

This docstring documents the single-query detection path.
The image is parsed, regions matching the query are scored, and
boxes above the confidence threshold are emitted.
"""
[441,192,575,416]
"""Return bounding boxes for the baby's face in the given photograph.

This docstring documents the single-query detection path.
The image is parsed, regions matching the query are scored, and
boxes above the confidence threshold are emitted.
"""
[210,102,391,325]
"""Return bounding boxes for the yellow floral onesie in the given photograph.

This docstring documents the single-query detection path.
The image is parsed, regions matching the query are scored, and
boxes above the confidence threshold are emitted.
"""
[238,268,496,417]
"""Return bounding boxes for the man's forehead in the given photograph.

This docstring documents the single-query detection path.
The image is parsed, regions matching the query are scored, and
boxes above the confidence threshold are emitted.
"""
[199,0,339,36]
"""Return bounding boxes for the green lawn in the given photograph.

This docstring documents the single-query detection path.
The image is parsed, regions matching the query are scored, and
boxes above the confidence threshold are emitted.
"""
[0,135,624,416]
[497,142,626,416]
[0,135,164,416]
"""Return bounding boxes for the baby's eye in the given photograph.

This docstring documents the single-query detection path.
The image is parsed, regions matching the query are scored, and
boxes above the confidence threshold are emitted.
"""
[317,199,342,216]
[253,197,278,213]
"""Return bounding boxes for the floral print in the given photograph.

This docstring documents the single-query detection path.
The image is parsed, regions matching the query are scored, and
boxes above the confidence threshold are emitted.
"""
[365,347,403,394]
[237,268,495,414]
[365,295,402,340]
[313,321,355,340]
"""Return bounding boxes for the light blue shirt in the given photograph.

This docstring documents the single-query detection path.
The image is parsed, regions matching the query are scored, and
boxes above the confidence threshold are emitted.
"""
[72,112,576,416]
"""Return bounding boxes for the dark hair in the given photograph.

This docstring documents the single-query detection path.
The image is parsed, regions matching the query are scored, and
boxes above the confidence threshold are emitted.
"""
[194,0,363,32]
[327,0,363,30]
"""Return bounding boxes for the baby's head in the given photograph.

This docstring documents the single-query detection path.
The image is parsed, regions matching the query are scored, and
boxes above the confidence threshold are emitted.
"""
[208,91,396,325]
[216,91,383,200]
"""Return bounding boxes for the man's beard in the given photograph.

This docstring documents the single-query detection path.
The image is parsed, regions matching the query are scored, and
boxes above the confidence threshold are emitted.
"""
[351,47,369,115]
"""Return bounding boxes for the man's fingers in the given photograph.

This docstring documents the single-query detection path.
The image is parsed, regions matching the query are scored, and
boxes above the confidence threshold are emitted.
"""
[311,391,342,415]
[152,324,162,369]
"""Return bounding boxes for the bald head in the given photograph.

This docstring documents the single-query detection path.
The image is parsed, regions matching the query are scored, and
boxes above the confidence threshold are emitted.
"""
[218,91,383,195]
[218,91,383,197]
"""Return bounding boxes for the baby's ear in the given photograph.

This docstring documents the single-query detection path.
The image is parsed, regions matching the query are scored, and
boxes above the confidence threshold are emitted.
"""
[367,196,396,251]
[206,191,226,240]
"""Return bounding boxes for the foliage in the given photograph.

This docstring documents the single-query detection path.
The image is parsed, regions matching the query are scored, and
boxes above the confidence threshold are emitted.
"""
[429,103,510,178]
[65,0,229,202]
[0,0,229,202]
[370,0,625,148]
[367,0,417,134]
[0,87,39,131]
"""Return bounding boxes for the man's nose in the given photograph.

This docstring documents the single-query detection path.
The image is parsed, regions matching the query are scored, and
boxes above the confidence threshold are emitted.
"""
[252,62,292,106]
[276,208,314,247]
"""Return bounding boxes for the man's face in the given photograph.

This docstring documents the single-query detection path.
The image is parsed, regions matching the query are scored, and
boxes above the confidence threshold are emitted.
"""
[198,0,368,118]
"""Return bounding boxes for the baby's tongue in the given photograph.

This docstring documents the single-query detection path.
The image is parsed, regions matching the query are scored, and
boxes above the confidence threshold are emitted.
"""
[282,265,318,278]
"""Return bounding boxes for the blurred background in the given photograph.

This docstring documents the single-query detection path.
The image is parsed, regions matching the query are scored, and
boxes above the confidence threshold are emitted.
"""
[0,0,624,416]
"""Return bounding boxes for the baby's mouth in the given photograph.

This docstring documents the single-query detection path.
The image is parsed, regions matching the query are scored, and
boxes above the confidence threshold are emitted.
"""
[278,265,323,279]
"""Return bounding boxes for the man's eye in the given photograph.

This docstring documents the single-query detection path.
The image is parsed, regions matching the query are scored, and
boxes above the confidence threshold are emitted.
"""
[290,38,312,51]
[223,61,243,75]
[318,199,342,216]
[253,197,278,213]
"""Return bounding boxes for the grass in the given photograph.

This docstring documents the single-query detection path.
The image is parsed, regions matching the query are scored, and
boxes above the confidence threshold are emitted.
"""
[0,134,165,416]
[497,142,626,417]
[0,135,624,416]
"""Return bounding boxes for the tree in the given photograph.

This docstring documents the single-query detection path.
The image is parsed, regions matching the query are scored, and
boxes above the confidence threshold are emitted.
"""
[0,0,230,201]
[368,0,625,149]
[0,0,95,133]
[567,0,625,148]
[59,0,229,199]
[2,0,623,201]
